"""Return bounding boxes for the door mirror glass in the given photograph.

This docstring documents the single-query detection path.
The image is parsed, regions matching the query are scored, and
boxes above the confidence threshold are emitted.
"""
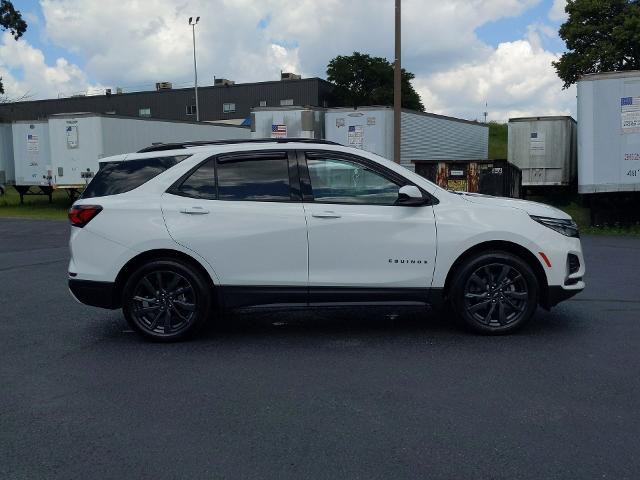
[397,185,426,206]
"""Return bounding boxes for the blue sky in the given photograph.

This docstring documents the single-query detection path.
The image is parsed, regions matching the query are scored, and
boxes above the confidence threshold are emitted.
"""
[2,0,574,121]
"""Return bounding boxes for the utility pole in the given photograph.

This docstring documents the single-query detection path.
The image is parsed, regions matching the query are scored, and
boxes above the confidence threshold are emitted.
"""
[394,0,401,164]
[189,16,200,122]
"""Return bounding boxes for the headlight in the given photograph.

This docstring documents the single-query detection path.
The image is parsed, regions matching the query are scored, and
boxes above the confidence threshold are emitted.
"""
[530,215,579,237]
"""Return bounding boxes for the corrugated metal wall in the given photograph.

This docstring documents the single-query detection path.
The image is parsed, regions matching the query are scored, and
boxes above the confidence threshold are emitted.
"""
[400,111,488,166]
[0,78,331,123]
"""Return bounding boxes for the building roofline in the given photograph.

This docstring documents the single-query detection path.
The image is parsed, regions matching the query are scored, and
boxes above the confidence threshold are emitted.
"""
[0,77,332,107]
[508,115,576,123]
[325,105,487,127]
[578,70,640,82]
[13,112,249,128]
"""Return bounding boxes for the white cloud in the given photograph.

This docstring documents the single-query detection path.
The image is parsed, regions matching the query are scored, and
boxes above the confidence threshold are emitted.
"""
[0,32,102,100]
[549,0,568,22]
[1,0,573,122]
[418,38,575,122]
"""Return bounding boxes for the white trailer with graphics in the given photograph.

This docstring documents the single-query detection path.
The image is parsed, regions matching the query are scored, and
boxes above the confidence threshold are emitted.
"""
[11,120,54,202]
[48,113,250,192]
[577,70,640,224]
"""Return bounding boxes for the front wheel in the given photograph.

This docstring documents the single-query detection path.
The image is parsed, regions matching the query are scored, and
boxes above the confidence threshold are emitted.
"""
[450,251,539,334]
[122,259,212,341]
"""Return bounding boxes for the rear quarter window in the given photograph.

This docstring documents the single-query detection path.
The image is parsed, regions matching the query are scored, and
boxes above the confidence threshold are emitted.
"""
[82,155,189,198]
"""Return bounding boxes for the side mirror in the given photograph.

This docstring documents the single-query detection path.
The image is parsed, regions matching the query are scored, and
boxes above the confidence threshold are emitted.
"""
[397,185,427,206]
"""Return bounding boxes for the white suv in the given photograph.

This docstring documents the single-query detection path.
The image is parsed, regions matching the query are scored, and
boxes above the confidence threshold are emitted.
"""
[68,139,585,341]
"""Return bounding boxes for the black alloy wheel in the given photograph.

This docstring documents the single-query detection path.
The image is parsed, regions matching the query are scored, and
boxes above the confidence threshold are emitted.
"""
[451,251,538,334]
[463,263,528,327]
[122,259,211,341]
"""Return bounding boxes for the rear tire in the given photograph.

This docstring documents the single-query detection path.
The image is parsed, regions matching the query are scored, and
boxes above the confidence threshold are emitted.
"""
[122,259,212,342]
[450,251,538,335]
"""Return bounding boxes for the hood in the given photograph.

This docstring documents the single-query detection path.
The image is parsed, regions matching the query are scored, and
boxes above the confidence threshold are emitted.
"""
[456,192,571,220]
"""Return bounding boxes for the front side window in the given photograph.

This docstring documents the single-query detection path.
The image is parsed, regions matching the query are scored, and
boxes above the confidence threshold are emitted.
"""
[280,99,294,106]
[186,104,197,115]
[139,107,151,117]
[83,156,188,198]
[217,156,290,201]
[223,103,236,113]
[307,156,400,205]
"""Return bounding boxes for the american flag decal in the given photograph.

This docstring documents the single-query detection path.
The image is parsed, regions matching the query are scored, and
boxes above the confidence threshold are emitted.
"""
[271,124,287,138]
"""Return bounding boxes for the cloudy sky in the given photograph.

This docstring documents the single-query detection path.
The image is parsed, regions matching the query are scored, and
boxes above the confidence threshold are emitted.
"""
[2,0,574,121]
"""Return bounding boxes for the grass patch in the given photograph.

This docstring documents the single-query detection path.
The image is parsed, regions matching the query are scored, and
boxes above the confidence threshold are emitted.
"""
[488,121,507,160]
[0,187,71,221]
[557,202,640,236]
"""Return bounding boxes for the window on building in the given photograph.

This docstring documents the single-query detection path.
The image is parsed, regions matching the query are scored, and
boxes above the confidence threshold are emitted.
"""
[138,107,151,117]
[105,111,116,115]
[306,156,400,205]
[217,155,291,201]
[186,104,197,115]
[223,103,236,113]
[259,100,267,107]
[280,99,294,106]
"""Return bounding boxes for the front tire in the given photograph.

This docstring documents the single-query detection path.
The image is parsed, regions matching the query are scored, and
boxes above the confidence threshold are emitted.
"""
[122,259,212,341]
[450,251,539,335]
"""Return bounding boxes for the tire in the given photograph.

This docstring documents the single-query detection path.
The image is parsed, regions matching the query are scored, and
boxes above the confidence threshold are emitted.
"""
[122,259,212,342]
[449,251,538,335]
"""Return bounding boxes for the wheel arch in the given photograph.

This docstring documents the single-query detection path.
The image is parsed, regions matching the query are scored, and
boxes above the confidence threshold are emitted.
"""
[442,240,549,305]
[114,249,217,308]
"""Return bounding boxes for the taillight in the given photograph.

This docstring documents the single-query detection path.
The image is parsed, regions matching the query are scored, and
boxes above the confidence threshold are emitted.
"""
[68,205,102,227]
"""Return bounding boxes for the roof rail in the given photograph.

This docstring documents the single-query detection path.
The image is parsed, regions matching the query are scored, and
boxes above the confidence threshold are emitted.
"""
[137,138,341,153]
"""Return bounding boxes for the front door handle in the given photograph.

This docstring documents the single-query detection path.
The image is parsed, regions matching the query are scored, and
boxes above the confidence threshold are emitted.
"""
[180,206,209,215]
[311,211,341,219]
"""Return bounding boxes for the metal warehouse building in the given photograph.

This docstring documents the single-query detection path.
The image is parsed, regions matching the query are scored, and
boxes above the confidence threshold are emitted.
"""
[0,77,334,124]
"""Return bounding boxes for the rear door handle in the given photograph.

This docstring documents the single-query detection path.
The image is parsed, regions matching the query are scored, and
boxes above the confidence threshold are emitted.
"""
[311,211,341,219]
[180,206,209,215]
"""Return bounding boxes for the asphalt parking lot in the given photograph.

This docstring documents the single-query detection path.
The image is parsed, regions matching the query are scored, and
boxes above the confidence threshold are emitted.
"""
[1,218,639,480]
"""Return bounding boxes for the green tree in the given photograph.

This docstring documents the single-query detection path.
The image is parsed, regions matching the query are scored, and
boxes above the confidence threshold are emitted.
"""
[327,52,424,111]
[0,0,27,95]
[553,0,640,88]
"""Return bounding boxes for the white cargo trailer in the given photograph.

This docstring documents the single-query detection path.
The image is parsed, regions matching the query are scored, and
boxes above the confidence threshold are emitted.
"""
[577,70,640,225]
[578,71,640,193]
[12,120,52,187]
[0,123,14,188]
[251,106,325,139]
[508,116,577,188]
[48,113,250,188]
[324,107,488,171]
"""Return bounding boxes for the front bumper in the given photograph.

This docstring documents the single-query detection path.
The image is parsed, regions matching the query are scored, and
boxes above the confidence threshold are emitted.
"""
[69,279,120,309]
[543,283,584,308]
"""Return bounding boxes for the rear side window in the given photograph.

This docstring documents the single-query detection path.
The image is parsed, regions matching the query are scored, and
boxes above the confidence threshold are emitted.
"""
[82,156,188,198]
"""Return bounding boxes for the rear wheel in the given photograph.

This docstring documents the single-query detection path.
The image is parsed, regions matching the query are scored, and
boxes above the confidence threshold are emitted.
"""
[122,259,212,341]
[450,251,538,334]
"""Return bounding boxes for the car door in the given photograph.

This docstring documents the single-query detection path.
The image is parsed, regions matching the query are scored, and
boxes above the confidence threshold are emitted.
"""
[299,150,437,304]
[161,150,308,307]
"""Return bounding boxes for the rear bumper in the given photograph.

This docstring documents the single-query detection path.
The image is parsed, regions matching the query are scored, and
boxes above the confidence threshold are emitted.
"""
[68,279,120,309]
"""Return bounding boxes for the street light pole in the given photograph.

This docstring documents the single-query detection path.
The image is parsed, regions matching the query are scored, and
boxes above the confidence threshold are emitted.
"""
[394,0,401,164]
[189,16,200,122]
